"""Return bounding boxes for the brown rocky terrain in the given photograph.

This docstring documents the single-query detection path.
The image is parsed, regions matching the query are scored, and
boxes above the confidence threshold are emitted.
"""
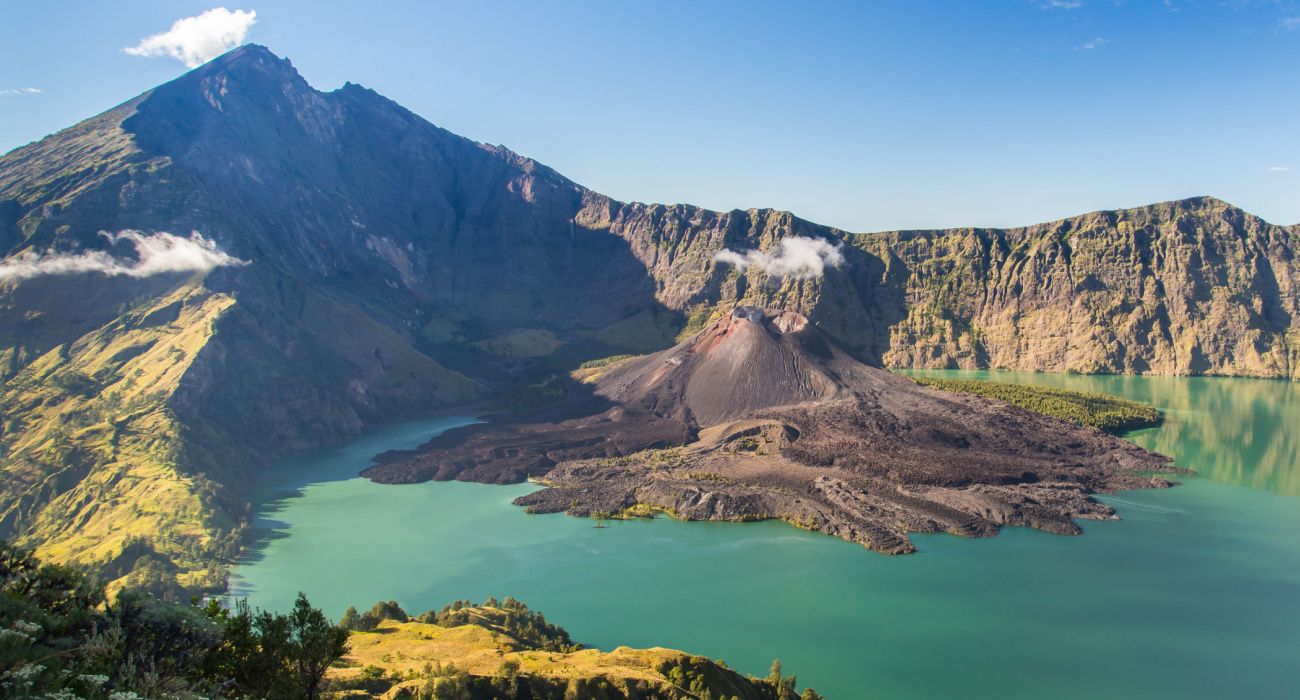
[366,307,1179,553]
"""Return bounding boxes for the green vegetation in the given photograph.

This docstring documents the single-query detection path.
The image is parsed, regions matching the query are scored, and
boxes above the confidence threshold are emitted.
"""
[912,377,1162,432]
[577,354,637,370]
[343,597,577,655]
[0,285,245,599]
[339,601,410,633]
[3,542,827,699]
[617,503,668,519]
[571,354,646,386]
[0,539,347,699]
[415,597,577,654]
[335,614,824,700]
[470,329,565,359]
[676,305,721,342]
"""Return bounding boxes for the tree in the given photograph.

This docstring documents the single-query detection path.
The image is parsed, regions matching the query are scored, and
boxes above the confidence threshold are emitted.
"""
[289,592,349,700]
[4,543,358,700]
[106,589,224,694]
[339,605,363,631]
[768,659,799,697]
[493,659,520,694]
[367,600,409,623]
[0,541,107,698]
[421,661,471,700]
[768,659,783,685]
[341,600,407,631]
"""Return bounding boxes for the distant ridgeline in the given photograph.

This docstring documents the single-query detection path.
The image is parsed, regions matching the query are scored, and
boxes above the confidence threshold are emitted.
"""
[0,43,1294,595]
[0,540,823,700]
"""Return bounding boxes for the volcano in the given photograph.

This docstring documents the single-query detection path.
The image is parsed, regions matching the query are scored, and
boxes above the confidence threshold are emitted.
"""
[364,307,1178,553]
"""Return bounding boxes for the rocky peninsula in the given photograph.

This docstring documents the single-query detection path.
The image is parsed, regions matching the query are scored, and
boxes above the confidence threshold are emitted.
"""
[365,307,1181,553]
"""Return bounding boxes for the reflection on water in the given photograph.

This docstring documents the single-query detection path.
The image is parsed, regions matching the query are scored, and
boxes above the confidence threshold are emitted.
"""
[902,371,1300,497]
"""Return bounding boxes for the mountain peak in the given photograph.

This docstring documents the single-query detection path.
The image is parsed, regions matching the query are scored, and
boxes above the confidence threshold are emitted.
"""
[122,43,325,155]
[199,43,293,74]
[156,43,308,103]
[593,306,852,427]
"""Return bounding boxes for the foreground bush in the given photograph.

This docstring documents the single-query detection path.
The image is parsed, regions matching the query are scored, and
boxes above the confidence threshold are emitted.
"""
[0,540,346,699]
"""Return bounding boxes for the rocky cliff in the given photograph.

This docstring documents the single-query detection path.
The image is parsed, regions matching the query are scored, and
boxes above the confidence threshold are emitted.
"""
[580,196,1299,378]
[868,198,1299,376]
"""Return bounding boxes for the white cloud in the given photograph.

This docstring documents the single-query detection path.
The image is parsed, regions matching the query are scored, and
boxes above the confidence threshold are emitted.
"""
[1040,0,1084,9]
[1282,17,1300,32]
[1269,166,1291,173]
[0,87,43,96]
[0,231,248,281]
[124,8,257,68]
[1076,37,1110,50]
[714,236,846,280]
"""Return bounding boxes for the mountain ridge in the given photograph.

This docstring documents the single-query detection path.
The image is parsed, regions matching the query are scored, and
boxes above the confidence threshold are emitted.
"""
[0,44,1295,594]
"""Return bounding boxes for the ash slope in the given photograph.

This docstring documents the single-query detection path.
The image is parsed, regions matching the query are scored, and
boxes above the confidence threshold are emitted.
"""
[366,308,1178,553]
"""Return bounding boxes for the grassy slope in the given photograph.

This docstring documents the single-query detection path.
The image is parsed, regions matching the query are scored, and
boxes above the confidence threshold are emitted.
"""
[0,280,237,593]
[0,96,485,595]
[331,607,806,700]
[909,376,1162,432]
[0,265,482,597]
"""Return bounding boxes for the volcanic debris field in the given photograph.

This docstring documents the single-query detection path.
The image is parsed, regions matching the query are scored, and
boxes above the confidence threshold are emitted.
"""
[365,307,1181,553]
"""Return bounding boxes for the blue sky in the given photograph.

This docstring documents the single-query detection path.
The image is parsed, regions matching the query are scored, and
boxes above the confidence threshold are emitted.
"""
[2,1,1298,231]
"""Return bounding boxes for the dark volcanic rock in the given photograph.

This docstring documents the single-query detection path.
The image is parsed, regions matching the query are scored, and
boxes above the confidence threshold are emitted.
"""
[366,307,1180,553]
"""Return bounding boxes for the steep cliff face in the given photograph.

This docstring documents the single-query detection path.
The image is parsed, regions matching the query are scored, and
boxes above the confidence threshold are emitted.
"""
[578,195,1299,379]
[575,196,905,360]
[867,198,1300,378]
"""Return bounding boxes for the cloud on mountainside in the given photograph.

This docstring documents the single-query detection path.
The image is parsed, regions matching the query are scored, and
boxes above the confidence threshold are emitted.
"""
[124,7,257,68]
[0,231,248,281]
[714,236,846,280]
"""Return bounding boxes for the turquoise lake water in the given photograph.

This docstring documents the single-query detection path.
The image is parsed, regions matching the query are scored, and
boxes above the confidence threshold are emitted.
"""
[228,372,1300,699]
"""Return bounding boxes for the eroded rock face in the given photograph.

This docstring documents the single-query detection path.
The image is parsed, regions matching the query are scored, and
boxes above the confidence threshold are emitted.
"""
[580,196,1300,379]
[366,308,1180,553]
[869,200,1300,377]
